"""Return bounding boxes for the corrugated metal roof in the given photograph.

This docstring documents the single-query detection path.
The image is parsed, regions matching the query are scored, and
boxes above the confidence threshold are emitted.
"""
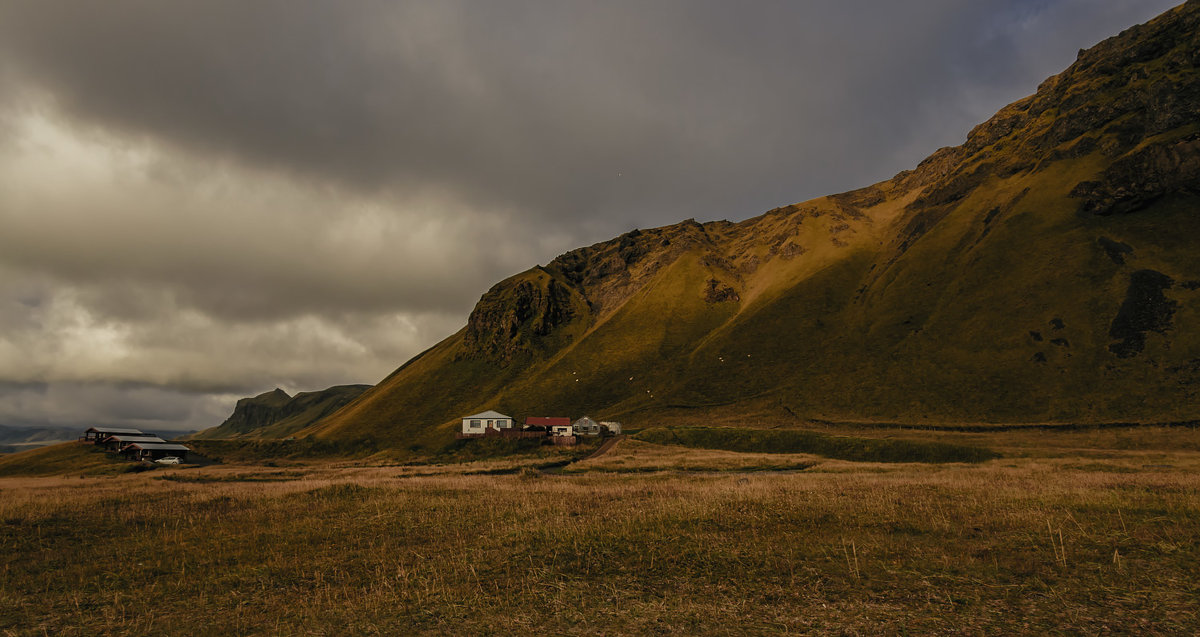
[86,427,146,435]
[104,435,166,444]
[124,442,191,451]
[464,410,510,420]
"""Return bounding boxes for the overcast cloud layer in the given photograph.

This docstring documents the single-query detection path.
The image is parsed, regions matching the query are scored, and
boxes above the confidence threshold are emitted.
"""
[0,0,1181,432]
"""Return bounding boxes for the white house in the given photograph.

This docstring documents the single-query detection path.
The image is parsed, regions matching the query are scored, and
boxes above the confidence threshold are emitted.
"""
[461,410,513,435]
[549,423,574,436]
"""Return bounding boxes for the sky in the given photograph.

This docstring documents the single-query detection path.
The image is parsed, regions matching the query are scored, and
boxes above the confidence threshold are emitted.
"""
[0,0,1182,433]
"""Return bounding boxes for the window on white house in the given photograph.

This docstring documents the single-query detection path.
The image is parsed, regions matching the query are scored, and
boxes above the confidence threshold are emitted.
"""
[471,420,481,427]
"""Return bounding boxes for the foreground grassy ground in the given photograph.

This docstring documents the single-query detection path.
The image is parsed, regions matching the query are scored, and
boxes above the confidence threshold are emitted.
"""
[1,427,1198,635]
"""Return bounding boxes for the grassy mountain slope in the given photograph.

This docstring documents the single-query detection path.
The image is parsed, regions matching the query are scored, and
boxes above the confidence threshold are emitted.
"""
[311,2,1200,447]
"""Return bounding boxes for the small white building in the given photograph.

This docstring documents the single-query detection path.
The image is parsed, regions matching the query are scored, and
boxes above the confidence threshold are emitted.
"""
[461,410,513,435]
[600,421,622,435]
[549,423,573,436]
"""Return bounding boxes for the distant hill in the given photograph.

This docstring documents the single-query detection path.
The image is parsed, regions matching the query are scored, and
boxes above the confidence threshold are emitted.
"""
[192,385,372,439]
[0,425,79,454]
[305,2,1200,450]
[0,442,130,477]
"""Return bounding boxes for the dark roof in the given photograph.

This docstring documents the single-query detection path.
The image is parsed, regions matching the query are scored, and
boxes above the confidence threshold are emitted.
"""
[103,435,166,444]
[123,442,191,451]
[85,427,146,435]
[525,417,571,426]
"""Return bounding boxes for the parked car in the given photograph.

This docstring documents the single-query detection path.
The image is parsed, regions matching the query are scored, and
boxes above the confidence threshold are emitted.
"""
[155,456,182,465]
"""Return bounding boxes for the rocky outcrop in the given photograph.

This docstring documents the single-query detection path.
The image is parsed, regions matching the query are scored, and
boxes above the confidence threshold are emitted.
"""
[704,279,740,304]
[222,388,292,433]
[1071,135,1200,215]
[460,273,579,363]
[547,221,718,313]
[899,1,1200,200]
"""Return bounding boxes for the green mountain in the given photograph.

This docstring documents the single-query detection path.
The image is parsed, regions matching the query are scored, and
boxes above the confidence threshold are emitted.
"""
[309,2,1200,449]
[193,385,371,439]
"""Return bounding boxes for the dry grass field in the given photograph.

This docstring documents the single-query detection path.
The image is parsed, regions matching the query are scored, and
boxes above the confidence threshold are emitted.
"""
[2,427,1199,635]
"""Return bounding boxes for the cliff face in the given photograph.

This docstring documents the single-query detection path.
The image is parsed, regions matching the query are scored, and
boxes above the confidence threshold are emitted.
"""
[309,2,1200,448]
[459,273,581,363]
[220,388,291,435]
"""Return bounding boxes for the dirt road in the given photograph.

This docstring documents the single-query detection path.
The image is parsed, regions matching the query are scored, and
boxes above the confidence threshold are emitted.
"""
[580,435,624,461]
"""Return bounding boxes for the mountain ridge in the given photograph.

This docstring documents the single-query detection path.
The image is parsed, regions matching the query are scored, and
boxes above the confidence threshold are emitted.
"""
[193,384,371,439]
[303,1,1200,451]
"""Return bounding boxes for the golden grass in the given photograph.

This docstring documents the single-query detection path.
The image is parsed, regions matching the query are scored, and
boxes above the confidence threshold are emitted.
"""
[0,442,128,477]
[2,428,1199,635]
[565,438,820,474]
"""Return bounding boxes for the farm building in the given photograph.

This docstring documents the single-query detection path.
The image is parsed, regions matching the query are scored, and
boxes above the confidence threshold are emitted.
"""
[460,410,513,435]
[573,416,602,436]
[548,420,576,445]
[120,442,191,462]
[82,426,154,443]
[600,421,622,435]
[524,416,570,432]
[101,435,166,451]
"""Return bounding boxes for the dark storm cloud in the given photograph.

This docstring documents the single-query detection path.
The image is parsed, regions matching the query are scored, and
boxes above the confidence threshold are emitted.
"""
[0,0,1183,431]
[0,380,229,433]
[0,0,1177,230]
